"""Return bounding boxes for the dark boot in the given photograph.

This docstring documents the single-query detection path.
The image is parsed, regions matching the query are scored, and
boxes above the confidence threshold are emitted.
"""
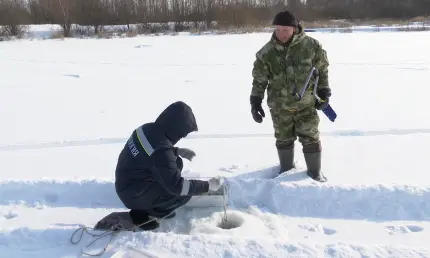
[303,151,327,182]
[277,148,295,174]
[129,210,160,231]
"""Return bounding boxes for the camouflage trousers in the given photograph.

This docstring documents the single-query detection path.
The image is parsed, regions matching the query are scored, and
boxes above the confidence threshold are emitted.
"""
[269,106,321,150]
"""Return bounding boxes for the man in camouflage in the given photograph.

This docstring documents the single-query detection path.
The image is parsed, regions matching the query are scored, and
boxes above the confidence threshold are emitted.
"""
[250,10,331,182]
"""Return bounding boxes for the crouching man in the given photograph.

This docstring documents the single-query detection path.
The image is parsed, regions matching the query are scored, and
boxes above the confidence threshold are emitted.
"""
[114,101,223,230]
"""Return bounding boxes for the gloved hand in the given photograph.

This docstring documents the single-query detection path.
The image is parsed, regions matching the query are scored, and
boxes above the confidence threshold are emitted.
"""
[250,96,265,123]
[176,147,196,161]
[317,87,331,99]
[315,88,331,110]
[315,98,329,110]
[208,176,224,192]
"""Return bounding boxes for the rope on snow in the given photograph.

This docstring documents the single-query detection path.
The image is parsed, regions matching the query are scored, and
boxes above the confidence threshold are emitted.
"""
[70,177,230,256]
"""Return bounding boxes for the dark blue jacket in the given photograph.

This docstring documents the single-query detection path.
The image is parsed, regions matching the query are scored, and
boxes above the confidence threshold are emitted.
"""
[114,101,209,211]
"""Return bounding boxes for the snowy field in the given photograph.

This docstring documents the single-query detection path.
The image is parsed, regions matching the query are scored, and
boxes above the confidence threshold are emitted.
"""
[1,29,430,257]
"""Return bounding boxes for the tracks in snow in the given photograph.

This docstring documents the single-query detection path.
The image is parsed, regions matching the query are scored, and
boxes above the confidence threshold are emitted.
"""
[0,179,123,209]
[228,168,430,222]
[2,128,430,151]
[1,216,429,258]
[230,177,430,221]
[1,174,430,222]
[1,167,430,256]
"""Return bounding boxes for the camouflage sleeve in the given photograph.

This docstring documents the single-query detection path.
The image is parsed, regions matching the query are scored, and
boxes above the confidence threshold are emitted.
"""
[251,51,270,99]
[314,43,330,89]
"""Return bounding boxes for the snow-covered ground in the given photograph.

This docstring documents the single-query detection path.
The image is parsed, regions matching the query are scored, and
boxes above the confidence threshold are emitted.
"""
[1,30,430,257]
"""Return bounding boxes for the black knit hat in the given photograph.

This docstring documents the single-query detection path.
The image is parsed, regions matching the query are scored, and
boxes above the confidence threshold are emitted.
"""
[272,11,298,27]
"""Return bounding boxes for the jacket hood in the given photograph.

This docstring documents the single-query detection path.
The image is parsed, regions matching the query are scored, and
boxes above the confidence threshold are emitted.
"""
[155,101,198,145]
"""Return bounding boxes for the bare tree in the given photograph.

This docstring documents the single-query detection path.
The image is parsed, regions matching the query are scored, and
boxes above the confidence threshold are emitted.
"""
[0,0,29,37]
[53,0,74,36]
[5,0,430,37]
[115,0,137,30]
[29,0,75,37]
[75,0,108,34]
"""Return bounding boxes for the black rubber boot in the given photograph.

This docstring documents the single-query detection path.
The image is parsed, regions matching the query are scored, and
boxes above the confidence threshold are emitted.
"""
[303,151,327,182]
[277,148,295,174]
[129,210,160,231]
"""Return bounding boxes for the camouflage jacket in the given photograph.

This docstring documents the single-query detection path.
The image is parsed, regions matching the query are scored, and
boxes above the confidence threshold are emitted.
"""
[251,27,330,112]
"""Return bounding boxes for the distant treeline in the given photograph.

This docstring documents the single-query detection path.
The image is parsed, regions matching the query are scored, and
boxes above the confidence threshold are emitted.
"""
[1,0,429,37]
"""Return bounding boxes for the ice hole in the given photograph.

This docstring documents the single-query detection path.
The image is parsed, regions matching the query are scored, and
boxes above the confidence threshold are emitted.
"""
[216,213,244,230]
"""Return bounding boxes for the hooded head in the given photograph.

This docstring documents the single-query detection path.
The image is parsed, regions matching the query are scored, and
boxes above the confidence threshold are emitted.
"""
[155,101,198,145]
